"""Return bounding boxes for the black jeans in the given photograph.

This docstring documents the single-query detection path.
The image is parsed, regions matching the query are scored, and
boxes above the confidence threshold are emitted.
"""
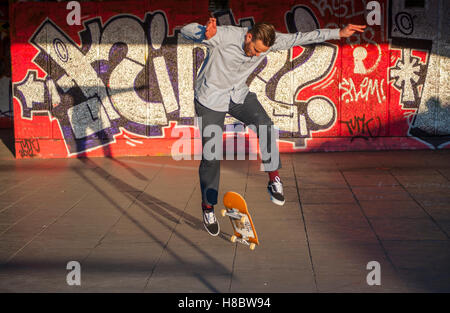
[195,92,281,206]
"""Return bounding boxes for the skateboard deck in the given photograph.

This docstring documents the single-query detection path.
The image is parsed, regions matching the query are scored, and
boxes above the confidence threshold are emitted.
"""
[221,191,259,250]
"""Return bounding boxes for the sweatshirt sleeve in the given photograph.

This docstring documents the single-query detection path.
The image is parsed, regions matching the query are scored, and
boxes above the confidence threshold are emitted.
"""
[180,23,223,47]
[271,28,341,51]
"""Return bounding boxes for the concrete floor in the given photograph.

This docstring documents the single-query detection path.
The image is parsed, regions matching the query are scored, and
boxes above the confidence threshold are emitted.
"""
[0,129,449,292]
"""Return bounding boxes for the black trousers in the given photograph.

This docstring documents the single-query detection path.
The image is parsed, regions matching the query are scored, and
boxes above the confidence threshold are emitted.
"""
[195,92,282,206]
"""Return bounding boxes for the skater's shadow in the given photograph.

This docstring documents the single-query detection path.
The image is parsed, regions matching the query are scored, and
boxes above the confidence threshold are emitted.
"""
[79,157,233,238]
[73,155,234,292]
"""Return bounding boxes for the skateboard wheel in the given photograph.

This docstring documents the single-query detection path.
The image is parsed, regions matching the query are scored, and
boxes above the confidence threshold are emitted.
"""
[230,235,237,243]
[221,209,226,217]
[250,243,256,250]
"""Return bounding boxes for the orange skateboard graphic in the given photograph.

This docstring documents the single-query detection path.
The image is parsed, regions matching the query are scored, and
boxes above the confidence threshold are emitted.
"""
[221,191,259,250]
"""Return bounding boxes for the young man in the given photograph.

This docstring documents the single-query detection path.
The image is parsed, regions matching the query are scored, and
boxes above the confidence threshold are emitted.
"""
[181,18,365,236]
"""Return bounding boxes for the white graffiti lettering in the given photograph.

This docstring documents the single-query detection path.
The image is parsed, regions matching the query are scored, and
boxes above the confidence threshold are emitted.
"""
[339,77,386,104]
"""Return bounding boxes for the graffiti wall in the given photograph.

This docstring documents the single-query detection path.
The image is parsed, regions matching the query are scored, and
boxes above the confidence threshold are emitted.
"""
[0,2,12,128]
[10,0,450,158]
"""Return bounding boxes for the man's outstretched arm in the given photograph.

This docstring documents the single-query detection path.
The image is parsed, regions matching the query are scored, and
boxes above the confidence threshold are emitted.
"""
[180,18,219,45]
[272,24,366,51]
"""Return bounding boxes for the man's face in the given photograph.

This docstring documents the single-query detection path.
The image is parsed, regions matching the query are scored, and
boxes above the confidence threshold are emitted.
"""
[244,33,269,57]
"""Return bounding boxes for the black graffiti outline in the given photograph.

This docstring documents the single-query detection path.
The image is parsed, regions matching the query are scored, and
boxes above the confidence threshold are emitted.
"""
[284,5,339,140]
[390,48,427,109]
[17,138,40,157]
[53,38,69,63]
[394,12,414,35]
[389,37,432,110]
[341,114,382,141]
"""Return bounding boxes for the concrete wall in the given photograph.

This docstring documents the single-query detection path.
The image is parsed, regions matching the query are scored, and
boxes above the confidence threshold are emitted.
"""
[10,0,450,158]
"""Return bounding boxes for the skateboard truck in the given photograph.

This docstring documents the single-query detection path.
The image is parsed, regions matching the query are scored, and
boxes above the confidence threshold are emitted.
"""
[221,206,257,251]
[221,208,245,223]
[230,234,256,250]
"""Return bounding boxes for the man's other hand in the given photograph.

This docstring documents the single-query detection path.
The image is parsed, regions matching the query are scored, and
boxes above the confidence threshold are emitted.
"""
[205,18,217,40]
[339,24,366,38]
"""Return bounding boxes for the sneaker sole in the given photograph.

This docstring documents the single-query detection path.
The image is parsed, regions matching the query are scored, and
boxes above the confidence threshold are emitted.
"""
[267,188,285,206]
[203,222,220,237]
[270,196,285,206]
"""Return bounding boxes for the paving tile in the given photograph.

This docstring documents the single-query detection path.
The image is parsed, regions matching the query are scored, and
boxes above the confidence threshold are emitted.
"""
[382,240,450,291]
[393,174,450,189]
[77,273,149,293]
[381,156,436,168]
[0,244,91,292]
[437,168,450,181]
[382,240,450,270]
[369,218,448,240]
[342,173,399,187]
[302,204,377,244]
[305,221,378,244]
[231,241,314,292]
[417,202,450,224]
[302,203,367,224]
[80,243,162,292]
[146,274,229,293]
[296,173,348,189]
[145,242,234,293]
[305,208,377,244]
[100,219,174,245]
[0,206,43,225]
[389,168,441,176]
[169,224,234,248]
[336,163,387,171]
[406,186,450,204]
[434,221,450,236]
[310,242,408,292]
[0,239,30,264]
[340,168,392,176]
[359,200,428,219]
[0,224,10,232]
[0,271,82,293]
[131,197,192,225]
[248,218,308,245]
[299,188,356,204]
[351,186,412,201]
[422,152,450,167]
[231,268,316,292]
[419,201,450,235]
[31,221,112,249]
[293,163,341,174]
[396,269,450,292]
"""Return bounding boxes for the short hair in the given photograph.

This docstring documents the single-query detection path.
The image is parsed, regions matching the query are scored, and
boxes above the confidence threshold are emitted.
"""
[248,23,276,47]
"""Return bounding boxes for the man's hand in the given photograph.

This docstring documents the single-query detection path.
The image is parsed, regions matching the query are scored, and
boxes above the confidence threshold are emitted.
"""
[205,18,217,40]
[339,24,366,38]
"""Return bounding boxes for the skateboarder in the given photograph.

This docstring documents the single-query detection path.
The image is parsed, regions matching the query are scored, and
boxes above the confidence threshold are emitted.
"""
[181,18,365,236]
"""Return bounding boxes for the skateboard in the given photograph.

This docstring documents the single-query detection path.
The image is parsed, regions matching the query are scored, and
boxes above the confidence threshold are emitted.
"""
[221,191,259,250]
